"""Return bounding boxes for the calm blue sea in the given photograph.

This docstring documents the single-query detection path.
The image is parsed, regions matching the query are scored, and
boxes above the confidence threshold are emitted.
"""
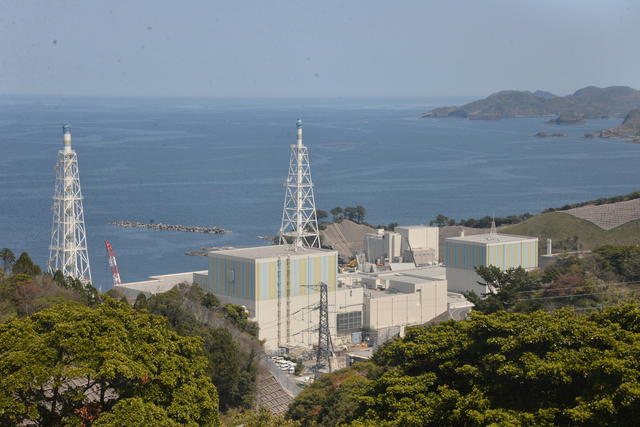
[1,95,638,291]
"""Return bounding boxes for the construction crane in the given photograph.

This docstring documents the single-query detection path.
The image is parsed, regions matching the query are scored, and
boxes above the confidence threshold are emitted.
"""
[104,241,122,287]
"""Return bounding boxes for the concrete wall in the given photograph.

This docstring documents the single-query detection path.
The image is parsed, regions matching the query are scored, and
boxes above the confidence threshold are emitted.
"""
[253,285,364,350]
[446,267,486,294]
[363,280,447,329]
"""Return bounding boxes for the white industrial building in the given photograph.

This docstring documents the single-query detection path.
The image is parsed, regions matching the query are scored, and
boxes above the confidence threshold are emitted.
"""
[192,245,367,350]
[345,266,448,330]
[188,244,448,350]
[445,232,538,294]
[363,225,439,267]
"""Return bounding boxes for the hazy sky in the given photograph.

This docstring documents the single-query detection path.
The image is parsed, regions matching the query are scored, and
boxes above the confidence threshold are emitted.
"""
[2,0,639,98]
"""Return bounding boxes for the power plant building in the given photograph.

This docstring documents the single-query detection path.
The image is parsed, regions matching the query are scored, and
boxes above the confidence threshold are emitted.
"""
[364,225,439,266]
[192,244,449,350]
[193,246,365,350]
[445,233,538,294]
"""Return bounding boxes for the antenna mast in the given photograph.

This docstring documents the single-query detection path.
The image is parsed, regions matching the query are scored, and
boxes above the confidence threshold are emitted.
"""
[105,241,122,287]
[47,124,92,285]
[279,119,320,250]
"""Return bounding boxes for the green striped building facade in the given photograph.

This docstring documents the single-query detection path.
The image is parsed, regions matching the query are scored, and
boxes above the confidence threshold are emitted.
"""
[445,236,538,271]
[195,247,338,302]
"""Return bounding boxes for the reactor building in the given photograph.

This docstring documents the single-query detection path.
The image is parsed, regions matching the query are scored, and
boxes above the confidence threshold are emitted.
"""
[445,226,538,295]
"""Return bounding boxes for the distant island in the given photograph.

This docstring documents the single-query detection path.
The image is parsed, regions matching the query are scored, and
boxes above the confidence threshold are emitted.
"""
[421,86,640,121]
[543,114,586,125]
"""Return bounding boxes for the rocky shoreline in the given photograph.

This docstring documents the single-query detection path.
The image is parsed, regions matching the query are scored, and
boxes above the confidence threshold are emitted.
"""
[110,221,230,234]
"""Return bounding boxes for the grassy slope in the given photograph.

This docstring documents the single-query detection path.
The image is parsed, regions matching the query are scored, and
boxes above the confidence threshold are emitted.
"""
[500,212,640,251]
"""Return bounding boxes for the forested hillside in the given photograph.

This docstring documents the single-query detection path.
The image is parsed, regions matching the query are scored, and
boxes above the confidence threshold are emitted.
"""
[0,247,281,426]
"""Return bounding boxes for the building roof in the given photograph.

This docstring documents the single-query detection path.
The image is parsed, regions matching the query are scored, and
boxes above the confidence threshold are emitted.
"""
[395,225,434,230]
[114,271,206,298]
[207,245,336,262]
[445,233,537,244]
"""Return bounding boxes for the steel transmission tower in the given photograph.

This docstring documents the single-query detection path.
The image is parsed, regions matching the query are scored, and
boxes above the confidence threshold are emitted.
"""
[47,124,92,285]
[315,281,334,380]
[279,119,320,250]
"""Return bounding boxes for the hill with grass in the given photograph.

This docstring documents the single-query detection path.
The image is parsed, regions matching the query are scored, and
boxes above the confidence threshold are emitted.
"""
[500,212,640,253]
[421,86,640,120]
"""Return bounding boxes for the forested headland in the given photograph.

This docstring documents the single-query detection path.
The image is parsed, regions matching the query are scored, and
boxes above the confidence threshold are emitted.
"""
[420,86,640,121]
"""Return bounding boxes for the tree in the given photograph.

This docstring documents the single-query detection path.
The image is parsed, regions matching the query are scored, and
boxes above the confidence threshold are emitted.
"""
[349,304,640,427]
[222,303,249,331]
[12,252,42,276]
[0,299,220,426]
[0,248,14,276]
[330,207,343,222]
[134,292,150,311]
[430,214,448,227]
[288,362,381,426]
[343,206,357,222]
[203,327,240,409]
[462,265,543,314]
[316,210,329,223]
[201,292,220,309]
[355,205,366,224]
[234,406,302,427]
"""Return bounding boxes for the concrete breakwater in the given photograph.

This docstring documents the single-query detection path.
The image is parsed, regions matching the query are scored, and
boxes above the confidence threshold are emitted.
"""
[110,221,230,234]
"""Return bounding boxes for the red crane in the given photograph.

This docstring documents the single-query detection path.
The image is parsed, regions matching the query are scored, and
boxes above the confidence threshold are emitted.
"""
[104,241,122,286]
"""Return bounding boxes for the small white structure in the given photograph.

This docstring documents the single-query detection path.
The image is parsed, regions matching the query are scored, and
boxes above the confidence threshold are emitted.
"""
[364,225,439,267]
[445,232,538,295]
[395,225,439,265]
[363,229,402,264]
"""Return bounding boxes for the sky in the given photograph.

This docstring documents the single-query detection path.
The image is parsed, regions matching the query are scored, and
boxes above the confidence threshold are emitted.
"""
[2,0,639,98]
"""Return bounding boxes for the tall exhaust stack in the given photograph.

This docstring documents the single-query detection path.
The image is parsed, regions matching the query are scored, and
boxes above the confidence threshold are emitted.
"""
[48,124,92,286]
[547,238,552,255]
[278,119,320,250]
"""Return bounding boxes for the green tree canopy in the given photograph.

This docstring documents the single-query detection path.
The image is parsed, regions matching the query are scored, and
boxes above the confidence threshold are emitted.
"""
[348,304,640,426]
[0,299,220,426]
[429,214,449,227]
[330,207,343,221]
[287,362,382,426]
[316,209,329,223]
[12,251,42,276]
[355,205,366,224]
[133,292,150,311]
[462,265,543,314]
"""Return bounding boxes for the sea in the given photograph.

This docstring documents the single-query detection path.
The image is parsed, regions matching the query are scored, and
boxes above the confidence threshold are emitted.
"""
[1,95,639,291]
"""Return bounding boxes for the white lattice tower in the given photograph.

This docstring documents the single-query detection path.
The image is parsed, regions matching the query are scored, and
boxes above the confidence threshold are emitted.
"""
[279,119,320,249]
[48,124,92,285]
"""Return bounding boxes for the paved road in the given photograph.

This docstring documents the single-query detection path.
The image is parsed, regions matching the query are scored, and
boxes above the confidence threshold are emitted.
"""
[450,306,472,321]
